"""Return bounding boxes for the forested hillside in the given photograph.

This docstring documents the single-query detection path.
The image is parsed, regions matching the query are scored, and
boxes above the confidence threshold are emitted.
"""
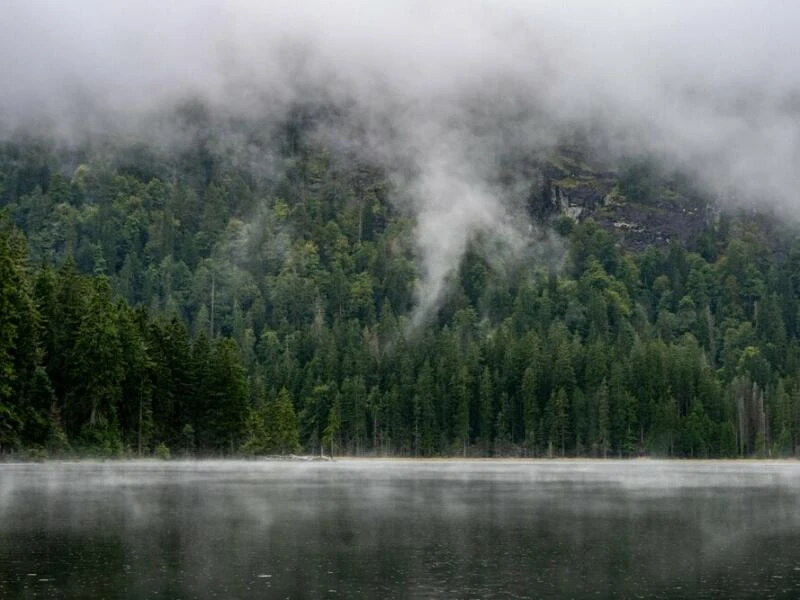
[2,111,800,459]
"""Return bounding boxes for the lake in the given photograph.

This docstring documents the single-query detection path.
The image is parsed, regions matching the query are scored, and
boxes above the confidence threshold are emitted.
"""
[1,459,800,598]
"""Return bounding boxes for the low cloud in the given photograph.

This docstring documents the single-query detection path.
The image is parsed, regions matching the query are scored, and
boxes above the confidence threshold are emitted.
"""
[3,0,799,317]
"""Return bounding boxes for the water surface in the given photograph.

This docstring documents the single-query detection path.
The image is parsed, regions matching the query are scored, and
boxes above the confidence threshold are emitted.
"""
[1,459,800,598]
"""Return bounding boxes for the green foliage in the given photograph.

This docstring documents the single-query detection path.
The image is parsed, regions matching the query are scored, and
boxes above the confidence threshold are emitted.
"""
[2,132,800,460]
[155,442,171,460]
[242,388,300,455]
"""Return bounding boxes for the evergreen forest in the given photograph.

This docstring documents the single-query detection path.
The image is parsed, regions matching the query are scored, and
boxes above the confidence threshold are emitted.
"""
[2,110,800,460]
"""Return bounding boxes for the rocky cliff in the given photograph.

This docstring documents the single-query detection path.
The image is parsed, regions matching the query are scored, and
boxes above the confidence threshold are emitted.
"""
[530,149,717,252]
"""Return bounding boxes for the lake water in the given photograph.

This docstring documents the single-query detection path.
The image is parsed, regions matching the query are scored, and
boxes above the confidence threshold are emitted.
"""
[1,460,800,599]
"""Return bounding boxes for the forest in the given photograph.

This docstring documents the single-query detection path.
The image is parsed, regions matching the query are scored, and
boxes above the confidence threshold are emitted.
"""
[2,109,800,460]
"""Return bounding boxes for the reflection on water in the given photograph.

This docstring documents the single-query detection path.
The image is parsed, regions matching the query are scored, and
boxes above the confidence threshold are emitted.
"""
[1,460,800,598]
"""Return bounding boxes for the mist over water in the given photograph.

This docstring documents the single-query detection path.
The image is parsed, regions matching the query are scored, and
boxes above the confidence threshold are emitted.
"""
[2,460,800,598]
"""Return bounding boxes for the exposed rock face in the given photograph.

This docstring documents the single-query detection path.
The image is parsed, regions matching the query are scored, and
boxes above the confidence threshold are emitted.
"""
[531,152,715,251]
[591,200,709,253]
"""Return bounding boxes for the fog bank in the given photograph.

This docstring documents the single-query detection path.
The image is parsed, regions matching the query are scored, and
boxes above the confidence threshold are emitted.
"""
[3,0,799,316]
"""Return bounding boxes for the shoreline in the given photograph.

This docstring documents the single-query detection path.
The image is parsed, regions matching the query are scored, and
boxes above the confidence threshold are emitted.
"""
[1,455,798,466]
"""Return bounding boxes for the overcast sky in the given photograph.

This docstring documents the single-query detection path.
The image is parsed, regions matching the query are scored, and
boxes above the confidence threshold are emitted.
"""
[3,3,797,129]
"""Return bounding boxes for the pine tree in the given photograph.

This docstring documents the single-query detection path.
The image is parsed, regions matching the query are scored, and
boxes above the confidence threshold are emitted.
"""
[479,366,494,455]
[69,277,124,453]
[267,387,300,454]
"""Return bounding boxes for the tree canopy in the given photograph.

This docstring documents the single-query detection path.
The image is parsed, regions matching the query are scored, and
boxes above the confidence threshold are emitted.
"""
[2,126,800,459]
